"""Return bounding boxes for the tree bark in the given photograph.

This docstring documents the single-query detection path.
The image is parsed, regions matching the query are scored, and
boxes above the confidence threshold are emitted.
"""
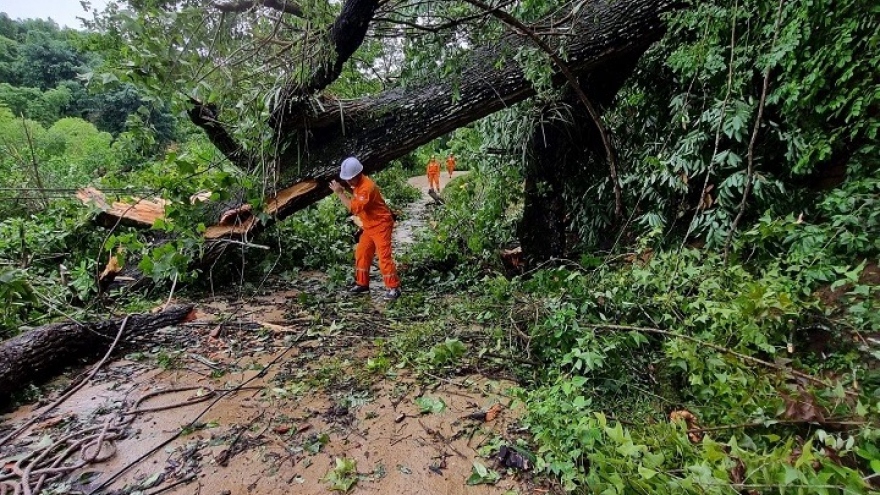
[274,0,673,180]
[0,306,195,398]
[520,119,569,263]
[519,53,642,263]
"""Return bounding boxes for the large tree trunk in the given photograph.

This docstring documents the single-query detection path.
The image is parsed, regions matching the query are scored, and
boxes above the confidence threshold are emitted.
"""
[519,120,570,263]
[519,53,642,263]
[0,306,195,399]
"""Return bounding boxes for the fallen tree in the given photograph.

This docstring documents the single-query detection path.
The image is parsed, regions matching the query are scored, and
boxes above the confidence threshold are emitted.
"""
[86,0,679,280]
[0,305,195,398]
[199,0,677,213]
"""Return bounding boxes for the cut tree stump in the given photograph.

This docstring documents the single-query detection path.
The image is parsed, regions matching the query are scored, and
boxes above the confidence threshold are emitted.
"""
[0,305,195,398]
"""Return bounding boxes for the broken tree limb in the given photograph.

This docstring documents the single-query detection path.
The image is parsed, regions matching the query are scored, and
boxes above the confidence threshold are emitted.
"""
[0,305,195,398]
[76,187,167,229]
[0,316,130,448]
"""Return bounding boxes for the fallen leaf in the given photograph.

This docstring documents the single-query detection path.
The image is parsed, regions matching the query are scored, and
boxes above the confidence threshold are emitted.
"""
[780,386,827,424]
[700,192,714,209]
[485,403,503,422]
[670,409,703,443]
[730,457,745,485]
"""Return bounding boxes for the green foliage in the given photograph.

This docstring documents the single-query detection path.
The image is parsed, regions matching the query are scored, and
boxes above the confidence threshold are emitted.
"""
[372,166,420,209]
[0,202,107,337]
[268,198,356,274]
[364,355,390,375]
[423,338,466,367]
[466,462,500,485]
[408,168,520,273]
[0,107,121,218]
[0,14,177,173]
[493,243,878,493]
[405,146,880,492]
[0,268,36,334]
[323,457,358,493]
[556,0,880,250]
[414,396,447,414]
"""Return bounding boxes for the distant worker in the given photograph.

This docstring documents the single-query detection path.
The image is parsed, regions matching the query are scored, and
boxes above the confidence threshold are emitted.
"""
[329,157,401,300]
[427,155,441,191]
[446,153,456,178]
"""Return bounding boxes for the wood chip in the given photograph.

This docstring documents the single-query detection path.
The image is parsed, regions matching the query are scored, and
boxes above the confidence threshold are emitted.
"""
[485,403,503,422]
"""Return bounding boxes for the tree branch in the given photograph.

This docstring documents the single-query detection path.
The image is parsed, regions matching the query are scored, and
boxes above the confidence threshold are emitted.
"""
[211,0,304,17]
[186,97,254,171]
[270,0,379,126]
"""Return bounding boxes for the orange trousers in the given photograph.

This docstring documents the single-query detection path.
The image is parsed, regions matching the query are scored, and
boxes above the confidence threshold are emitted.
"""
[355,225,400,288]
[428,173,440,191]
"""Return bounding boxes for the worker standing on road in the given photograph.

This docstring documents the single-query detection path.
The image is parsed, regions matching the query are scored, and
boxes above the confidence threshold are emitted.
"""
[427,155,441,192]
[446,153,456,178]
[329,157,401,300]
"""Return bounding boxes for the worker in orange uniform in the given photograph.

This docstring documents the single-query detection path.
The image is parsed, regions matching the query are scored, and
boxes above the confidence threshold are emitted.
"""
[426,155,441,192]
[329,157,401,300]
[446,153,456,178]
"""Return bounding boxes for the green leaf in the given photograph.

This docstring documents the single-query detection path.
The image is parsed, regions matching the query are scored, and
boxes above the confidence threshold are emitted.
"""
[415,396,446,414]
[638,465,658,480]
[324,458,358,492]
[466,462,500,485]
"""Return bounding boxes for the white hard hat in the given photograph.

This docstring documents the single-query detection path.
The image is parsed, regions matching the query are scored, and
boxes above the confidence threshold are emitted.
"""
[340,157,364,180]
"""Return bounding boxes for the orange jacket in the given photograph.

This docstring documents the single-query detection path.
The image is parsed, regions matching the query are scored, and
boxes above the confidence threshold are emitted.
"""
[350,176,394,231]
[427,159,441,176]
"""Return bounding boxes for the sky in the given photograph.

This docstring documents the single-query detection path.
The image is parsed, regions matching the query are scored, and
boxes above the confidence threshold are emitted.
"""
[0,0,110,29]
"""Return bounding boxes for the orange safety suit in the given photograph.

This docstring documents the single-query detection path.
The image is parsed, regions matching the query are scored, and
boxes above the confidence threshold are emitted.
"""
[446,155,456,178]
[350,176,400,289]
[427,159,441,191]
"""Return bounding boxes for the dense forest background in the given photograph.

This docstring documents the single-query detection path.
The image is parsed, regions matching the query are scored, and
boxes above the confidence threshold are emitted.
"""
[1,0,879,492]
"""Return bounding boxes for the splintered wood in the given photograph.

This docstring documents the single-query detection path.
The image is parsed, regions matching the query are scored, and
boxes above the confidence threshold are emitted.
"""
[76,187,168,228]
[204,181,318,238]
[78,181,320,240]
[264,180,319,216]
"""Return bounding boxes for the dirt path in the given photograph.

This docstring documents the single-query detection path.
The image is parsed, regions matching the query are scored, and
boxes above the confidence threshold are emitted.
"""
[0,272,540,495]
[394,171,469,248]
